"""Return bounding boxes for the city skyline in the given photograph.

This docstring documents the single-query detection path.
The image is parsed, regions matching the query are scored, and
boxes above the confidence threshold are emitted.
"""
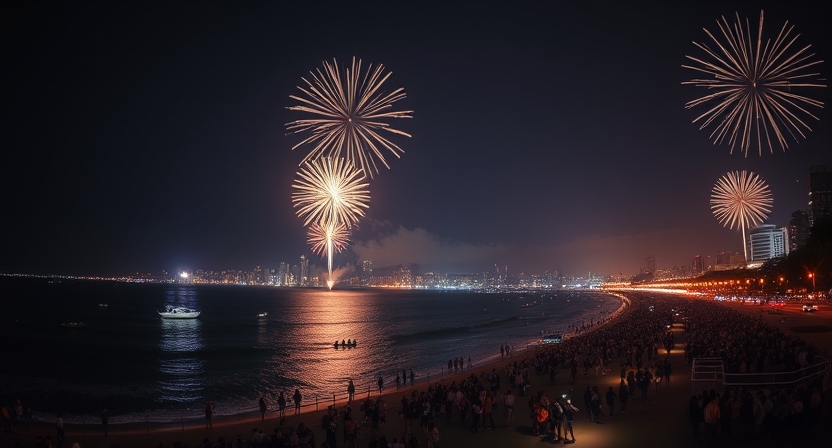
[3,1,830,278]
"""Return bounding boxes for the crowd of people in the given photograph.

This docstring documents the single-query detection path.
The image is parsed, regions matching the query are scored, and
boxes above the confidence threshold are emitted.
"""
[679,297,829,445]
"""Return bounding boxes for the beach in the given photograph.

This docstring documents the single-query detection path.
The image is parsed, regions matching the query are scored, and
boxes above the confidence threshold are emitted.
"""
[2,290,829,448]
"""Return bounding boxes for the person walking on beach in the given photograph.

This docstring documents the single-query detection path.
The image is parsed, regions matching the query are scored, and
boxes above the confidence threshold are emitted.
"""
[377,375,384,394]
[204,401,213,429]
[293,389,302,415]
[259,396,267,421]
[100,407,108,436]
[348,379,356,402]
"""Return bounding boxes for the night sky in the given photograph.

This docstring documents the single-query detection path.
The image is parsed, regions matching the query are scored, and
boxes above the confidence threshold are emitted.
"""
[2,1,830,278]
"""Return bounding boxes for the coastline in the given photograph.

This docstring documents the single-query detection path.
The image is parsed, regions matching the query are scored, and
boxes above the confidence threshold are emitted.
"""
[1,290,634,447]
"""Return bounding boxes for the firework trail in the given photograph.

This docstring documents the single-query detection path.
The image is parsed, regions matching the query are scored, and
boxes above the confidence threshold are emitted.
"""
[711,170,773,261]
[683,10,825,156]
[307,222,351,277]
[286,57,413,177]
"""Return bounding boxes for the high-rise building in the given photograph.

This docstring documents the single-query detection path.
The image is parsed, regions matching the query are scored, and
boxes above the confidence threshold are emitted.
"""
[277,262,289,286]
[748,225,788,264]
[361,260,373,286]
[691,255,703,276]
[299,255,309,287]
[788,210,810,252]
[808,165,832,227]
[641,257,655,274]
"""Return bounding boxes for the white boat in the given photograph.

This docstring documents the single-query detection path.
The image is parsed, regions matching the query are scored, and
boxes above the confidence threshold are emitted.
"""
[257,312,268,318]
[158,307,201,319]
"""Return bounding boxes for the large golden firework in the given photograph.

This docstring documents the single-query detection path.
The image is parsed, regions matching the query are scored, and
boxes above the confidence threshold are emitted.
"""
[286,57,413,177]
[683,10,825,156]
[291,157,370,230]
[711,170,773,261]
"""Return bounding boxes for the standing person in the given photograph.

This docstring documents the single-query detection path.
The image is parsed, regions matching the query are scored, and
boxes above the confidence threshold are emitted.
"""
[504,389,515,426]
[482,391,495,430]
[293,389,303,415]
[470,397,482,434]
[605,386,617,419]
[590,386,603,423]
[703,394,720,446]
[377,376,384,394]
[348,379,356,402]
[56,413,65,447]
[550,398,564,443]
[259,396,267,421]
[467,357,472,370]
[619,379,629,412]
[429,421,440,448]
[100,407,109,436]
[204,401,213,429]
[562,400,579,443]
[278,391,287,421]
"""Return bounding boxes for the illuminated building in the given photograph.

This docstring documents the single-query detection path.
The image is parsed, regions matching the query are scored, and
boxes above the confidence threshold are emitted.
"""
[748,225,788,265]
[808,165,832,227]
[299,255,309,287]
[788,210,810,252]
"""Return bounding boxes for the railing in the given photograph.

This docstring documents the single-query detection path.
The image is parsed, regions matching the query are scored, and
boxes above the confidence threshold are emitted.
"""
[691,357,724,382]
[723,356,830,389]
[691,356,830,392]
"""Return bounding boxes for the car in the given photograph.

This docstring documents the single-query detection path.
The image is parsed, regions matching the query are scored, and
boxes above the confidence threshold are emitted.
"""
[769,300,785,308]
[802,304,819,312]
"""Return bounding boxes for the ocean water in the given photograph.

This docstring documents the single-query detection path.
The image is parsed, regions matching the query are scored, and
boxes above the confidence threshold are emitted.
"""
[0,276,620,423]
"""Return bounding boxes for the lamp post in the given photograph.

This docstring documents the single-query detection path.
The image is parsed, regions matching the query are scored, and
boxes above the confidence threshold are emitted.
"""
[809,272,815,293]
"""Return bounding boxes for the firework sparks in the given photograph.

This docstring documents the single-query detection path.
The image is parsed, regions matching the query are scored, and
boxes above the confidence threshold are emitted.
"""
[286,57,413,177]
[683,10,825,156]
[711,170,773,261]
[307,222,351,280]
[292,157,370,230]
[307,222,351,257]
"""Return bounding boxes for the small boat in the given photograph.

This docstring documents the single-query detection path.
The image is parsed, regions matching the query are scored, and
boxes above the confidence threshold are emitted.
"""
[257,312,268,318]
[62,322,87,328]
[98,303,108,308]
[334,339,358,348]
[158,307,201,319]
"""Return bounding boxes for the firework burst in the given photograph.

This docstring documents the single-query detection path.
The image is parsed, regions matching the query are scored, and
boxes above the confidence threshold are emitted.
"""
[711,170,773,261]
[683,10,825,156]
[307,222,351,279]
[292,157,370,230]
[286,57,413,177]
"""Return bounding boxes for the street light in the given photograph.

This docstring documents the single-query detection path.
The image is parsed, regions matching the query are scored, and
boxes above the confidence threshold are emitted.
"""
[809,272,815,293]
